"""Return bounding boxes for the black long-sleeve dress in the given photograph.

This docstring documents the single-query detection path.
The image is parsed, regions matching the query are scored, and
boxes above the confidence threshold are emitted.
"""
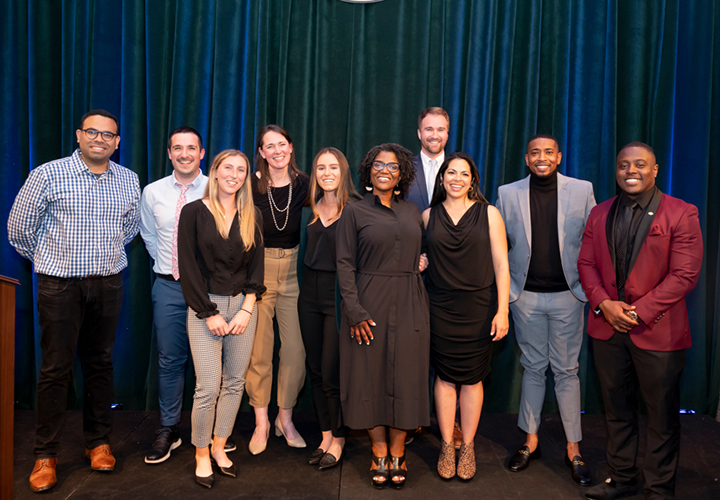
[335,194,430,430]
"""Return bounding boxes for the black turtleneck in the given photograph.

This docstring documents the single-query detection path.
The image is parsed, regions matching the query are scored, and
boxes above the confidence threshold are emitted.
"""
[524,170,570,293]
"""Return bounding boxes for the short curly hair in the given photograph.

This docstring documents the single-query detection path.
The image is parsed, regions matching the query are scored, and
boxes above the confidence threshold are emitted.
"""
[358,143,416,198]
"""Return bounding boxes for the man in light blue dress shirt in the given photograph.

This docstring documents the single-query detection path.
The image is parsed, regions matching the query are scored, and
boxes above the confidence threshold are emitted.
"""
[139,126,209,464]
[8,109,141,492]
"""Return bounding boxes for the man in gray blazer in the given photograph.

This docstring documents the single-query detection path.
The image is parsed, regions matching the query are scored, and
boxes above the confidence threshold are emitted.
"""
[405,107,449,212]
[495,134,595,485]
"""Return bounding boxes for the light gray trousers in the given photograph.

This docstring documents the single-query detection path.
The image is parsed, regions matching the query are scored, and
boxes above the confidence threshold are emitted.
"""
[510,289,584,443]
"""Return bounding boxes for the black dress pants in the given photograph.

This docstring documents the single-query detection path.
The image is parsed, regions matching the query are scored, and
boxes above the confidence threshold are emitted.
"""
[593,334,686,500]
[34,273,123,458]
[298,269,347,438]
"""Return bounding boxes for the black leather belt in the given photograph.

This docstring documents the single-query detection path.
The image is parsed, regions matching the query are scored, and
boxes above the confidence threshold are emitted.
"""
[156,274,179,282]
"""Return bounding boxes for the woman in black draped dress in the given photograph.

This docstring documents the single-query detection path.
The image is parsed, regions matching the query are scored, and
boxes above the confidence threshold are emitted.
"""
[421,152,510,481]
[336,143,429,489]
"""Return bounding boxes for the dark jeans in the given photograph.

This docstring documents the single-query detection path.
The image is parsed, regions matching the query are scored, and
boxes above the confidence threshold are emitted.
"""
[34,273,123,459]
[593,334,686,500]
[298,269,347,438]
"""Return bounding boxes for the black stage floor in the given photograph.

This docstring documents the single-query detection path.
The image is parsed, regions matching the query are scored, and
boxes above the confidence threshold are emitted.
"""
[12,410,720,499]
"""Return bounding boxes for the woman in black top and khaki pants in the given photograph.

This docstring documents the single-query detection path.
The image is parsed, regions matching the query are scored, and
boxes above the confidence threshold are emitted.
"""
[245,125,310,454]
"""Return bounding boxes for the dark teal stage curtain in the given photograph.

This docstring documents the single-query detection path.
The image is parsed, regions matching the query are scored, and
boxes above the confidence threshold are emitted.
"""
[2,0,719,416]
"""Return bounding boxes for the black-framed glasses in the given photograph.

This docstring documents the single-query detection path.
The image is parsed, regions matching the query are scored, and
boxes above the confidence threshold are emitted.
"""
[372,161,400,173]
[81,128,118,141]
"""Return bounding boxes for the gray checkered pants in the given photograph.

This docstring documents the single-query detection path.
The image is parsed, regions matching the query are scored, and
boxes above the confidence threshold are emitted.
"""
[187,293,257,447]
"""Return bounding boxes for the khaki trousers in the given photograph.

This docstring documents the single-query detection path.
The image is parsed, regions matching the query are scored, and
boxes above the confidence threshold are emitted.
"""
[245,246,306,408]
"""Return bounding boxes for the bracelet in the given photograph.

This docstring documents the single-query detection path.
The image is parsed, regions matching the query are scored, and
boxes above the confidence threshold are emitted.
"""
[241,308,253,314]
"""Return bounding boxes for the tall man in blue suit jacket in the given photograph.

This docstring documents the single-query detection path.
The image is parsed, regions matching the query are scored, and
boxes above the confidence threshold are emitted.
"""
[495,134,596,485]
[405,107,449,212]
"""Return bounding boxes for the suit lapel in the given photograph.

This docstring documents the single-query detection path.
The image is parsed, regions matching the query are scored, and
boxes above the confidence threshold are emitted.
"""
[627,189,662,278]
[518,176,532,250]
[556,173,569,259]
[414,156,428,205]
[606,196,620,270]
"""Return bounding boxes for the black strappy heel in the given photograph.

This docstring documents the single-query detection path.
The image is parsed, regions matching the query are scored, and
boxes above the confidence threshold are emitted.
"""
[371,454,389,489]
[389,454,407,489]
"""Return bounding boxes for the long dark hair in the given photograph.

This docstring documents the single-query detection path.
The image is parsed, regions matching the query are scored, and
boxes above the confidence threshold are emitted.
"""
[358,143,415,198]
[429,152,487,207]
[307,147,361,224]
[254,124,304,194]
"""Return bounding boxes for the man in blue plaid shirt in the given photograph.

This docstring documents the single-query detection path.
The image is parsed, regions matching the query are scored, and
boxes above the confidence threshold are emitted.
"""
[8,109,141,493]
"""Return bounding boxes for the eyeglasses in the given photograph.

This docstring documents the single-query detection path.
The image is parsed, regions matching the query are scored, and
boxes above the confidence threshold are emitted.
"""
[372,161,400,173]
[81,128,118,141]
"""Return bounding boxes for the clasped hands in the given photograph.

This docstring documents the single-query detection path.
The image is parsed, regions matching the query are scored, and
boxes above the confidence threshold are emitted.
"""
[598,299,639,333]
[205,309,252,336]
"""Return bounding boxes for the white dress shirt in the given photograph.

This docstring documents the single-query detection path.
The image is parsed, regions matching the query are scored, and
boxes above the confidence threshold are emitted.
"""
[421,150,445,204]
[139,171,208,274]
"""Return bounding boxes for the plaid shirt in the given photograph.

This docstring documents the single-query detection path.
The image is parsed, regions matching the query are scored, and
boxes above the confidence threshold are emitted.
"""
[8,149,141,277]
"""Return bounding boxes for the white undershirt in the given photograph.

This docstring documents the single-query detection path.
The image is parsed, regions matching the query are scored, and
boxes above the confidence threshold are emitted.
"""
[421,150,445,204]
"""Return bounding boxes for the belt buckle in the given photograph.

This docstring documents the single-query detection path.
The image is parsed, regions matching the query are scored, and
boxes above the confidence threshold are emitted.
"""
[278,248,286,258]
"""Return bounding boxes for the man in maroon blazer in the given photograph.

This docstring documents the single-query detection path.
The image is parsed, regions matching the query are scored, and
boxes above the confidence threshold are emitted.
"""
[578,142,703,500]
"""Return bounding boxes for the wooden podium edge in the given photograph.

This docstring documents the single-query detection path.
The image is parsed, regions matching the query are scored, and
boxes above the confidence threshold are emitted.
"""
[0,276,19,500]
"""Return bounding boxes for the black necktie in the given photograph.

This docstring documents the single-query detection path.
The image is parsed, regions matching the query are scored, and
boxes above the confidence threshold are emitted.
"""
[615,201,636,291]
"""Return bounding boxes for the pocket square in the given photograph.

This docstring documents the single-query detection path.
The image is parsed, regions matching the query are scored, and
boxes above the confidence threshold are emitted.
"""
[648,224,665,236]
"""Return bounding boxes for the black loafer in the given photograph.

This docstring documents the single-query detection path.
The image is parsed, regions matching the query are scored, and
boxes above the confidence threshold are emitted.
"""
[585,478,637,500]
[565,455,591,486]
[508,445,541,471]
[145,426,182,464]
[224,437,237,453]
[308,448,325,465]
[318,451,343,470]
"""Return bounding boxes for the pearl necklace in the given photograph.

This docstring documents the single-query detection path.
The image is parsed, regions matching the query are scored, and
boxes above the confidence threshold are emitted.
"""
[267,182,292,231]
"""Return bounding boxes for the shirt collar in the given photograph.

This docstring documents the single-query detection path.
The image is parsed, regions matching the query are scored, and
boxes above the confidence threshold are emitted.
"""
[621,186,656,209]
[172,170,203,187]
[73,148,115,177]
[420,150,444,168]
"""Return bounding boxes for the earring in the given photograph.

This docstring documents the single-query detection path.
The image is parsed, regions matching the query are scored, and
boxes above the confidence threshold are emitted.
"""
[468,185,473,191]
[365,185,373,191]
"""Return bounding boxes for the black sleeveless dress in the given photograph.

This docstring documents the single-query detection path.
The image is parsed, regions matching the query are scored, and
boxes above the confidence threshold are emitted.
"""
[425,202,497,385]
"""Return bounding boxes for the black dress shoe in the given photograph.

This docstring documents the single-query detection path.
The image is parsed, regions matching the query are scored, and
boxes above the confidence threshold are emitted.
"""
[308,448,325,465]
[210,456,237,478]
[195,473,215,489]
[585,478,638,500]
[565,455,591,486]
[318,450,343,470]
[145,426,181,464]
[508,445,541,471]
[224,437,237,453]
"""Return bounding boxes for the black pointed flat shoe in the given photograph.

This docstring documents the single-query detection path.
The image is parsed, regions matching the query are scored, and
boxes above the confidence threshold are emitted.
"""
[195,473,215,489]
[210,456,237,478]
[318,450,343,470]
[308,448,325,465]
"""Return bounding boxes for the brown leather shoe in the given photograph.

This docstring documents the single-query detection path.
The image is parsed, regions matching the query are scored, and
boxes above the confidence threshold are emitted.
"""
[29,458,58,492]
[85,444,115,471]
